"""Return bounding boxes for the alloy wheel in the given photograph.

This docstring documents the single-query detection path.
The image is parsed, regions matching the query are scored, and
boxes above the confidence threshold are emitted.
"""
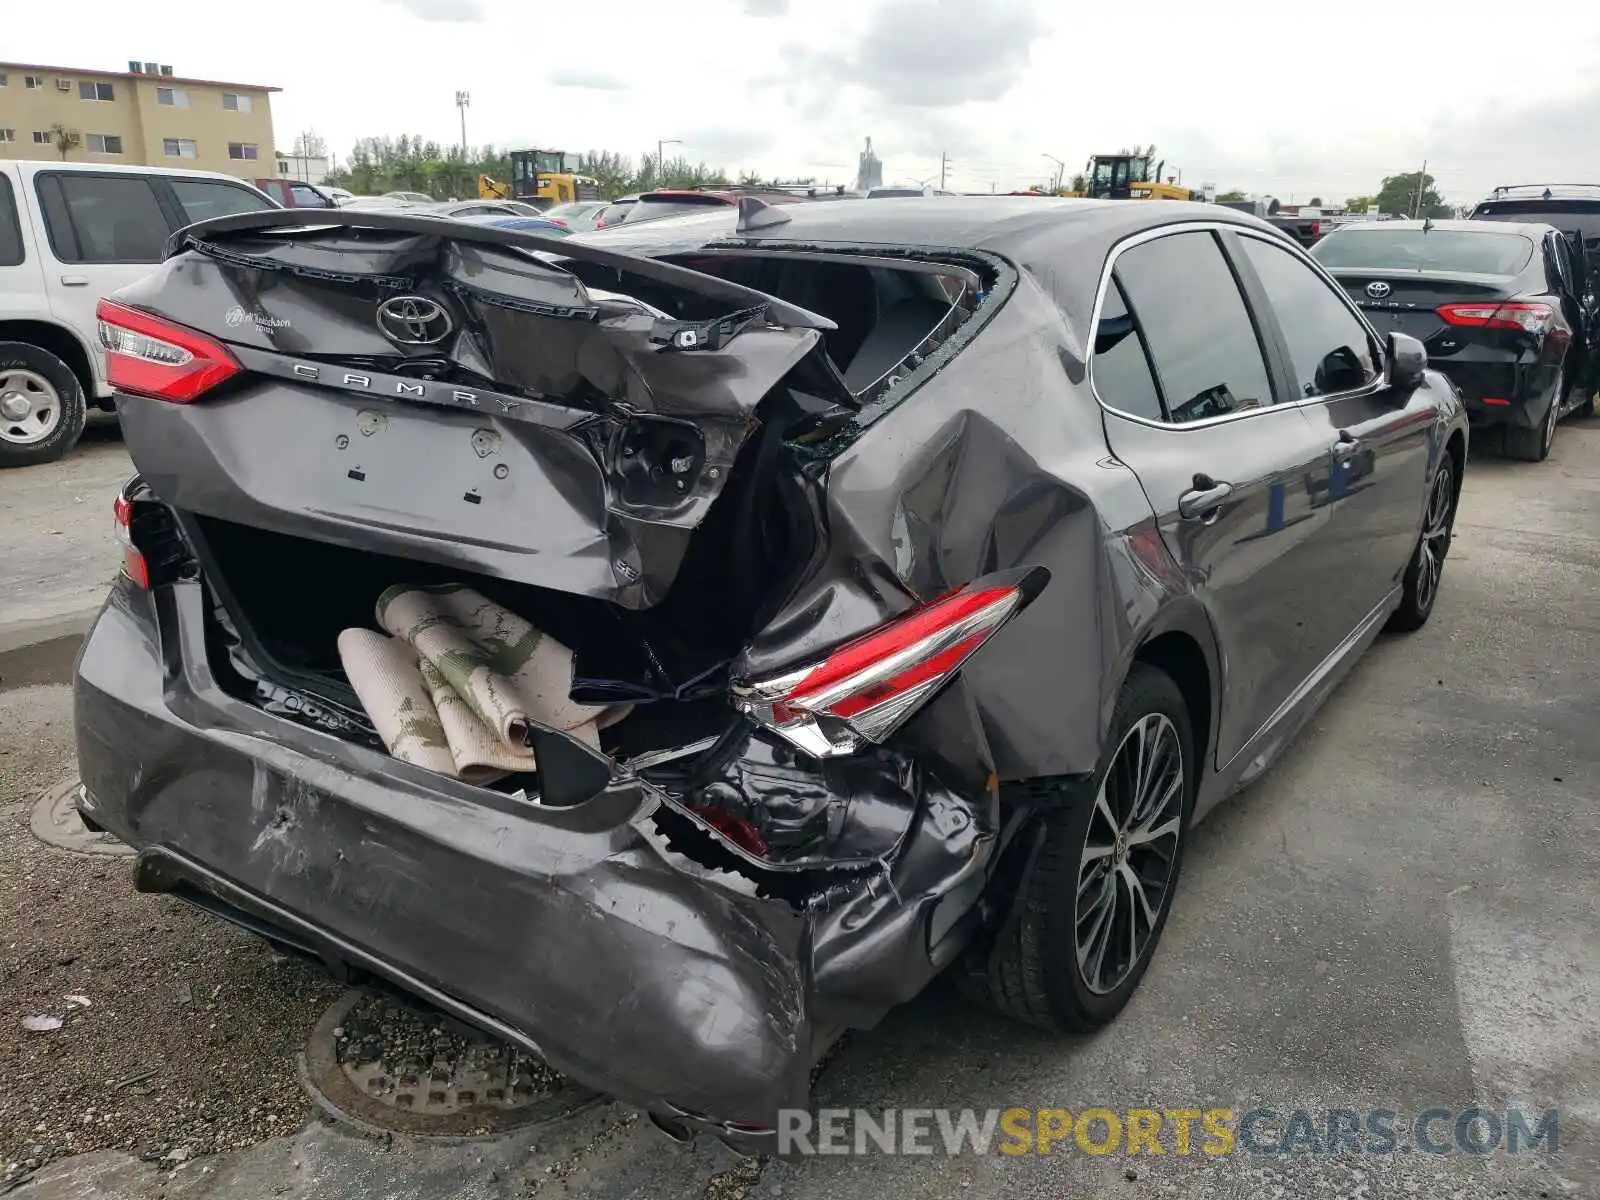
[0,369,63,446]
[1075,712,1185,995]
[1415,461,1453,613]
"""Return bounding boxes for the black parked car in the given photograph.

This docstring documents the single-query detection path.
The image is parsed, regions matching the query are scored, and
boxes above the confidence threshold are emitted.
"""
[1314,217,1595,460]
[77,198,1467,1151]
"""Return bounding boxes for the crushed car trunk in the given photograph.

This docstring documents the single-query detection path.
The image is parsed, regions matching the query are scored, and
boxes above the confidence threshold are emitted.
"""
[110,212,855,610]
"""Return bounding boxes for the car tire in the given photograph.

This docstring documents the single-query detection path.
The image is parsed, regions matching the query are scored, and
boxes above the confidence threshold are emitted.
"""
[976,662,1194,1033]
[0,341,88,468]
[1504,378,1559,462]
[1386,452,1457,634]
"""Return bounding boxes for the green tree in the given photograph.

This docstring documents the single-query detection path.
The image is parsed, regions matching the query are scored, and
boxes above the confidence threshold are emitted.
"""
[1215,189,1247,202]
[1344,194,1377,213]
[1068,172,1089,193]
[1374,172,1449,219]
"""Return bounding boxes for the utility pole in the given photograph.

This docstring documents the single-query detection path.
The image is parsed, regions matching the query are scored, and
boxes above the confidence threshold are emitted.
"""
[455,91,470,159]
[657,138,682,183]
[1043,153,1064,192]
[939,151,949,192]
[1412,158,1428,218]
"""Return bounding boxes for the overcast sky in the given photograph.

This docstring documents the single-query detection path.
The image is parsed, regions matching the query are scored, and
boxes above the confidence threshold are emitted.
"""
[12,0,1600,203]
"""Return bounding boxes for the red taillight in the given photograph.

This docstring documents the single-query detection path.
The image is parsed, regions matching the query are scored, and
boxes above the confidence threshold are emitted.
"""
[1481,397,1512,406]
[734,573,1044,758]
[547,217,569,228]
[113,492,149,589]
[1436,301,1559,336]
[96,299,242,403]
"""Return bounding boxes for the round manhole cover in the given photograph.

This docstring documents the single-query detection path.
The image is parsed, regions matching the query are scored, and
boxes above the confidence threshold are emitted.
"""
[300,990,599,1139]
[30,779,135,858]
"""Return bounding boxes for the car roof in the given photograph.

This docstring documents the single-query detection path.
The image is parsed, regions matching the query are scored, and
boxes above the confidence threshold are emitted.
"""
[637,190,736,202]
[574,196,1289,330]
[1329,217,1557,237]
[1,158,270,186]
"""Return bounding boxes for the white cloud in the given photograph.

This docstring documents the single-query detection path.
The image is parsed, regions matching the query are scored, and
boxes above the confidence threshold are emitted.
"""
[549,68,629,92]
[8,0,1600,203]
[376,0,487,21]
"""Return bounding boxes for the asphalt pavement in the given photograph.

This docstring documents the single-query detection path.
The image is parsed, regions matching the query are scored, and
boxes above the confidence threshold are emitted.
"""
[1,418,1596,1199]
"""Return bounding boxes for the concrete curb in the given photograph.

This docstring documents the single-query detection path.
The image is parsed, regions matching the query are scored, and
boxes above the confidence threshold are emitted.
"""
[0,605,102,656]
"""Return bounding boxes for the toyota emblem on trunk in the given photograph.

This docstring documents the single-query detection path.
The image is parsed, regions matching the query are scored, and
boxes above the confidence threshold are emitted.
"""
[376,296,452,345]
[1365,281,1392,300]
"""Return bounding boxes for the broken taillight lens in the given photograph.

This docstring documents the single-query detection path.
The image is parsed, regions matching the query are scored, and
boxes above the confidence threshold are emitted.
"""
[113,492,149,589]
[97,299,242,403]
[733,568,1048,758]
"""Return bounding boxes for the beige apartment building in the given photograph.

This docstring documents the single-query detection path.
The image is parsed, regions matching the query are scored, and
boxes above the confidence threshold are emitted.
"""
[0,60,278,179]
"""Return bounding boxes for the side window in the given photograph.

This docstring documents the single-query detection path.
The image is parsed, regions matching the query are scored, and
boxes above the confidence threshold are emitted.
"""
[36,173,170,264]
[1113,231,1275,423]
[1091,278,1164,421]
[1239,235,1379,398]
[0,173,24,267]
[289,184,330,208]
[168,178,273,224]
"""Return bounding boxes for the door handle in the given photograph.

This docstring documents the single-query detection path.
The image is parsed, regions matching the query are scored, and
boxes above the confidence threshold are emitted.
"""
[59,274,89,286]
[1178,479,1235,521]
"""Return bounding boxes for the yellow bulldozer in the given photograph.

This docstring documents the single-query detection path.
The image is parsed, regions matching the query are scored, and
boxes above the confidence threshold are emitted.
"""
[1060,149,1197,201]
[479,149,601,209]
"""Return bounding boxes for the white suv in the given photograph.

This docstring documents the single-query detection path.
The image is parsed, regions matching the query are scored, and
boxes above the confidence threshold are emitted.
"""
[0,160,277,467]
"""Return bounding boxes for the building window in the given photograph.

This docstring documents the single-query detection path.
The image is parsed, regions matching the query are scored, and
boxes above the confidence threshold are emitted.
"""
[228,142,259,161]
[78,81,116,102]
[32,131,51,145]
[163,137,199,159]
[85,134,124,155]
[25,76,43,89]
[0,130,14,143]
[155,86,190,107]
[0,73,8,87]
[221,93,253,113]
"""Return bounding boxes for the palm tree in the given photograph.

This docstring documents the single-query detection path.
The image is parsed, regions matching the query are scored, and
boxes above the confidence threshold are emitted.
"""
[49,124,81,161]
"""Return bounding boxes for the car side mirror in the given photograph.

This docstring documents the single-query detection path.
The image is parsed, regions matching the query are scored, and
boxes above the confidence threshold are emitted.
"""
[1387,332,1427,391]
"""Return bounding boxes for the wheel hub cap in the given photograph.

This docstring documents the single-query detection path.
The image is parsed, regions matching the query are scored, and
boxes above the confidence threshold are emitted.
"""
[1074,712,1186,995]
[0,392,29,421]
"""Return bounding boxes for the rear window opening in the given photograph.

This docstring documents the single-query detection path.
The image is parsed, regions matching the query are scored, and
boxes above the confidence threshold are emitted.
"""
[562,251,984,398]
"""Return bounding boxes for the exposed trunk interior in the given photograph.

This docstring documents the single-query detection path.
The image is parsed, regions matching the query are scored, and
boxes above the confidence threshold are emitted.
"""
[184,386,819,777]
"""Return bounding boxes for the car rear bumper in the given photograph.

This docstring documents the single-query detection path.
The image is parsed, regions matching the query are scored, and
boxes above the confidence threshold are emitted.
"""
[1430,355,1559,429]
[73,577,995,1147]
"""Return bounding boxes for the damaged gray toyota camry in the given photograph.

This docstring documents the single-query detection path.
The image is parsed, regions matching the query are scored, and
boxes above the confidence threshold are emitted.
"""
[74,196,1468,1151]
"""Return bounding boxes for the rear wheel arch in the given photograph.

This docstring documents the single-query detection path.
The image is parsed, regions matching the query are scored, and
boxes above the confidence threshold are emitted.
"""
[1444,428,1466,507]
[1131,628,1214,778]
[0,319,97,403]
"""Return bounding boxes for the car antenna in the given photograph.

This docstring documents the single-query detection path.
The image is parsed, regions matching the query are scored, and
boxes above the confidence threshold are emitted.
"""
[736,195,791,234]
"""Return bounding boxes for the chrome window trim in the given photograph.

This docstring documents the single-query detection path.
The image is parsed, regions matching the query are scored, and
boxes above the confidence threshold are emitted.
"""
[1087,219,1389,431]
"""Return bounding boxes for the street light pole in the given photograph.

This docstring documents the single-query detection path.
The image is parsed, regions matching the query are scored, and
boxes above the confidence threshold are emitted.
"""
[455,90,470,159]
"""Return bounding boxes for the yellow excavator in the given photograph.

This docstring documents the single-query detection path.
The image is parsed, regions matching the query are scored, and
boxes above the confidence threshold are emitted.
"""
[1061,150,1196,201]
[479,149,601,209]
